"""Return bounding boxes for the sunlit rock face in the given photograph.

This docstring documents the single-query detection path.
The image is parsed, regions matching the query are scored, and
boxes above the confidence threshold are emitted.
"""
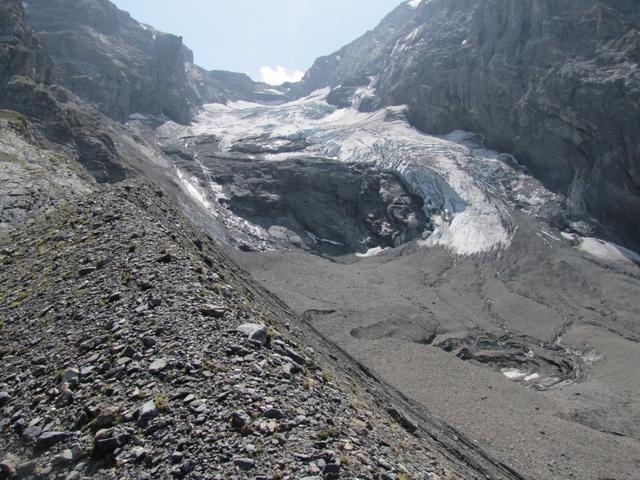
[24,0,199,124]
[297,0,640,250]
[22,0,289,125]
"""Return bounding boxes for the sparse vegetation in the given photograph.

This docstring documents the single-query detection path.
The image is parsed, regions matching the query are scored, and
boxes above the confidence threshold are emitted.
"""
[153,395,170,412]
[321,370,334,384]
[0,109,28,127]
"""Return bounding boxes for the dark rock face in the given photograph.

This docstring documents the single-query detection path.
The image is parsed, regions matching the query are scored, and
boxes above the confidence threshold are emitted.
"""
[0,0,51,87]
[188,66,286,105]
[211,157,429,255]
[25,0,199,124]
[0,0,139,184]
[300,0,640,249]
[21,0,288,123]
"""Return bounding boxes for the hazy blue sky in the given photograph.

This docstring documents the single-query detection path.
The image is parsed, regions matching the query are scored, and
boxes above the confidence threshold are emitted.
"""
[111,0,404,84]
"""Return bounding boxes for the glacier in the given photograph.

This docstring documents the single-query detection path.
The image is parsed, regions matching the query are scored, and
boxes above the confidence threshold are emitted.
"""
[157,89,562,255]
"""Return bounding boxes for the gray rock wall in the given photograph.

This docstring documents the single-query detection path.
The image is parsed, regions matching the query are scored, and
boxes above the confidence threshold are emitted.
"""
[301,0,640,248]
[25,0,199,124]
[0,0,51,87]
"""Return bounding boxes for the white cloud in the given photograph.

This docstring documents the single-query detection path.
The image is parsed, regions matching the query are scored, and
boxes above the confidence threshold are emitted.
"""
[260,66,304,85]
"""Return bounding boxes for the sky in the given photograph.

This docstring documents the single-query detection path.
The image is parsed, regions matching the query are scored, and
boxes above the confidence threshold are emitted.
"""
[111,0,404,85]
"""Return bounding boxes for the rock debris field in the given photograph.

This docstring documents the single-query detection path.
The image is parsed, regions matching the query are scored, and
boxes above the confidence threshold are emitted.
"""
[0,181,456,480]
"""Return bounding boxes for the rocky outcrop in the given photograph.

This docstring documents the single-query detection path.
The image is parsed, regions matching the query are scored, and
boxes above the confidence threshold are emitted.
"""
[0,0,135,185]
[188,66,286,105]
[0,110,95,233]
[209,157,429,255]
[300,0,640,249]
[0,0,51,86]
[24,0,199,124]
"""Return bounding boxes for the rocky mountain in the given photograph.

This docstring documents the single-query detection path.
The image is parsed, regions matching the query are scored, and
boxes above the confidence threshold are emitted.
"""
[1,0,640,479]
[24,0,199,124]
[23,0,286,124]
[299,0,640,250]
[0,0,51,87]
[188,66,287,106]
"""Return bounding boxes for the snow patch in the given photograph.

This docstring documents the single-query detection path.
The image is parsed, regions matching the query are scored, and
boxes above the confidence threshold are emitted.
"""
[524,373,541,383]
[356,247,389,258]
[502,369,527,380]
[128,113,147,121]
[577,237,640,264]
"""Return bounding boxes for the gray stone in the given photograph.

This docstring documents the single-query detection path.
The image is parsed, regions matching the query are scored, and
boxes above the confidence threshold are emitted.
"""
[149,358,167,374]
[94,428,129,453]
[181,459,196,474]
[233,457,255,470]
[0,391,9,407]
[62,368,80,382]
[15,460,37,478]
[230,410,250,430]
[53,449,74,465]
[122,345,137,358]
[322,463,341,476]
[130,447,147,462]
[0,454,18,478]
[138,400,158,426]
[263,408,284,420]
[236,323,268,346]
[108,291,122,303]
[36,431,71,451]
[21,425,42,443]
[78,266,96,277]
[284,346,306,365]
[200,304,226,318]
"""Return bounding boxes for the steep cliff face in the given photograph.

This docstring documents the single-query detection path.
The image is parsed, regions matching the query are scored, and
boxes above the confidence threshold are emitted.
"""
[301,0,640,248]
[24,0,199,124]
[0,0,51,86]
[188,66,286,105]
[0,0,142,188]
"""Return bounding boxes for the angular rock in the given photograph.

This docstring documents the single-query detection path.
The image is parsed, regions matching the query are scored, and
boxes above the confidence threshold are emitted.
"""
[36,431,71,451]
[322,463,341,477]
[15,461,37,479]
[94,428,129,453]
[0,454,18,478]
[149,358,167,374]
[78,266,96,277]
[263,408,284,420]
[236,323,268,346]
[138,400,158,426]
[233,457,255,471]
[61,368,80,383]
[230,410,250,431]
[200,304,226,318]
[284,346,306,366]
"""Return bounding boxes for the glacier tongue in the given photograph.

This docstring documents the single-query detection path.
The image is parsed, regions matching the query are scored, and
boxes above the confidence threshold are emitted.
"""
[159,90,561,255]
